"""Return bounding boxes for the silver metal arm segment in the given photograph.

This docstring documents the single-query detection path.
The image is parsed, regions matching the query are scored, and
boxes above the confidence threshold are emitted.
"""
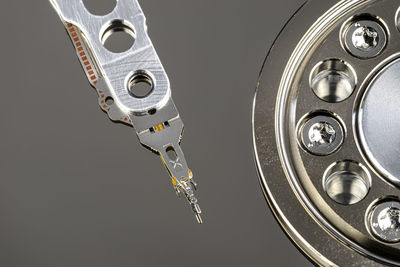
[50,0,202,223]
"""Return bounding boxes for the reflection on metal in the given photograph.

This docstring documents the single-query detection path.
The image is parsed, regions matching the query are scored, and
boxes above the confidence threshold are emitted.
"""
[310,59,357,103]
[50,0,202,223]
[253,0,400,265]
[368,199,400,243]
[342,17,387,59]
[297,112,345,156]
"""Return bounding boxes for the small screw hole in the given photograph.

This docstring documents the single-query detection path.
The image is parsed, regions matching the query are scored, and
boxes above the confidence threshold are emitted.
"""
[148,109,157,115]
[105,96,114,106]
[127,71,154,99]
[310,59,357,103]
[83,0,116,16]
[101,20,135,53]
[166,146,178,161]
[323,161,371,205]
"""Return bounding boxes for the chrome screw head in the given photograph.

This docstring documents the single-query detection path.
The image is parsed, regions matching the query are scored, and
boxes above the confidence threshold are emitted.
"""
[344,19,387,59]
[369,200,400,243]
[298,113,344,156]
[352,25,379,51]
[308,122,336,147]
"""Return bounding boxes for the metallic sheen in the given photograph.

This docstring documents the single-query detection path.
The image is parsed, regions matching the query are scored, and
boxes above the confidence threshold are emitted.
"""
[298,113,344,156]
[344,19,387,59]
[358,58,400,188]
[369,200,400,243]
[50,0,202,222]
[253,0,400,265]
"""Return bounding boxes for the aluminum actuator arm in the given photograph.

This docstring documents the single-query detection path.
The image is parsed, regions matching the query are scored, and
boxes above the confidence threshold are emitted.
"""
[50,0,202,223]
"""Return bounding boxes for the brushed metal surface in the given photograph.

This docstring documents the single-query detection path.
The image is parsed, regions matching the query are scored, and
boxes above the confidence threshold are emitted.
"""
[50,0,170,113]
[358,58,400,188]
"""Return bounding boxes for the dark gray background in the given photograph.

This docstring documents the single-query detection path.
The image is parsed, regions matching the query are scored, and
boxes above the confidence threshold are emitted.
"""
[0,0,311,266]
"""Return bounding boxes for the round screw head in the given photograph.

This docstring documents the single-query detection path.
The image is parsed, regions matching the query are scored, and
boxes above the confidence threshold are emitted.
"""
[344,19,387,59]
[369,200,400,243]
[352,25,379,51]
[308,122,336,148]
[298,113,344,156]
